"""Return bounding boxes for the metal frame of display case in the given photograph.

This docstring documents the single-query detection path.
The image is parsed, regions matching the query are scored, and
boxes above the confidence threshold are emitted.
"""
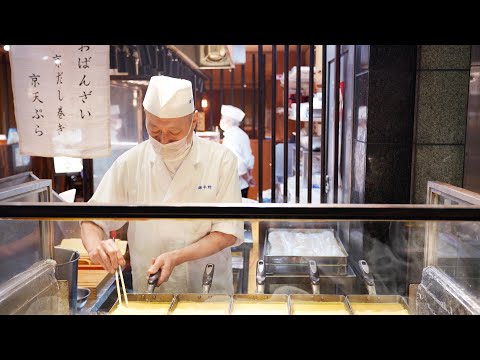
[427,181,480,206]
[425,181,480,267]
[1,202,479,220]
[0,171,40,187]
[2,202,479,267]
[0,174,54,260]
[0,172,55,203]
[415,181,480,314]
[0,180,52,202]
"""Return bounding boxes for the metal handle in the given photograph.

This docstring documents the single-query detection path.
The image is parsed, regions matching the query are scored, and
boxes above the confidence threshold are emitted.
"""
[256,260,266,294]
[202,263,215,294]
[309,260,320,294]
[147,269,161,293]
[358,259,376,295]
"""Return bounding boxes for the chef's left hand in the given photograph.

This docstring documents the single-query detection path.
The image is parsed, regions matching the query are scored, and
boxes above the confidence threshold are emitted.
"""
[146,251,179,286]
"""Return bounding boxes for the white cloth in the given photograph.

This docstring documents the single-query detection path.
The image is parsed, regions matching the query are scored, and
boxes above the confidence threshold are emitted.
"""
[89,134,244,294]
[143,76,194,118]
[221,105,245,122]
[222,126,254,190]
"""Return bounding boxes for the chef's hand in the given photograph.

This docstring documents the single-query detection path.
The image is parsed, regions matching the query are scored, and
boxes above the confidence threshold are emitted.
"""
[147,252,179,287]
[87,239,126,274]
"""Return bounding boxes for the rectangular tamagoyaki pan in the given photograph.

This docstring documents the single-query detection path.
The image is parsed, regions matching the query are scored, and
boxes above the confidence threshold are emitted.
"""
[345,295,411,315]
[168,293,232,315]
[289,294,352,315]
[230,294,289,315]
[108,294,175,315]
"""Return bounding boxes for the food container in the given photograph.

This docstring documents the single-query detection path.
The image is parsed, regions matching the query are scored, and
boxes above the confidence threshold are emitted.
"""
[289,294,351,315]
[168,294,231,315]
[346,295,411,315]
[264,228,348,275]
[230,294,289,315]
[108,294,175,315]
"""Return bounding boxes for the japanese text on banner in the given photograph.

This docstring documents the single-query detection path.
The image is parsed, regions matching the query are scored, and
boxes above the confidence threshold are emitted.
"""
[9,45,111,158]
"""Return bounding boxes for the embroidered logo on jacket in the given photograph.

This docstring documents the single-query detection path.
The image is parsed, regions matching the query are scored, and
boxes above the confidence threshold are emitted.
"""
[197,185,213,190]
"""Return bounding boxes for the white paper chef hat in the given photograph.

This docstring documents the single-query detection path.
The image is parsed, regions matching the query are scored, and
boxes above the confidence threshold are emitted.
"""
[143,76,195,118]
[221,105,245,122]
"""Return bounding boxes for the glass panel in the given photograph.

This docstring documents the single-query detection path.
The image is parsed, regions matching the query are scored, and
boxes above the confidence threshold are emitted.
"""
[0,211,479,315]
[0,220,42,287]
[93,83,142,191]
[436,221,480,298]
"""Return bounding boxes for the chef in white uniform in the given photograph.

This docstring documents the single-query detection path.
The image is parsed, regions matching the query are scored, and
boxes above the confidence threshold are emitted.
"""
[220,105,255,199]
[80,75,244,294]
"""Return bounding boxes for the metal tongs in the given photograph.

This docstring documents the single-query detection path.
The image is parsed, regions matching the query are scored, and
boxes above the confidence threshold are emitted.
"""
[202,263,215,294]
[256,259,266,294]
[309,260,320,295]
[358,259,376,295]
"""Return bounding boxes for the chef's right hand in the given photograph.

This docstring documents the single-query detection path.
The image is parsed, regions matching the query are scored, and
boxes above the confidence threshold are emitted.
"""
[146,252,179,287]
[87,239,126,274]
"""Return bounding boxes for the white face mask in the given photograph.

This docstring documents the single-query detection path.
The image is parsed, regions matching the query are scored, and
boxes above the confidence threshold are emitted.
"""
[149,118,194,160]
[219,117,233,132]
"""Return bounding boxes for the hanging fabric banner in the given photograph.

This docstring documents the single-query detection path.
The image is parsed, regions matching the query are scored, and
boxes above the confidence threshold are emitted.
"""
[9,45,111,158]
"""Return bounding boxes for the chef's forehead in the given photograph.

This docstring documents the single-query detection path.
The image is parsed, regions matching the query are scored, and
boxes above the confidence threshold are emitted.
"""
[146,110,192,125]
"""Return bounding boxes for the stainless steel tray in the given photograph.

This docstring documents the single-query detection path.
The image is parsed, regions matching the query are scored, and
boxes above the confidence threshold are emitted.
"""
[108,293,175,315]
[169,293,231,315]
[289,294,352,315]
[231,294,289,315]
[345,295,411,315]
[264,228,348,275]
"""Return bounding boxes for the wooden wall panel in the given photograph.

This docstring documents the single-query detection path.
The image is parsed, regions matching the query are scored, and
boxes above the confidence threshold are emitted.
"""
[0,144,12,178]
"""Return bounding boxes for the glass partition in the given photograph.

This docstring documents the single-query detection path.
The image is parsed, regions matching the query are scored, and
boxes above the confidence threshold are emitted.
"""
[0,219,42,287]
[425,181,480,300]
[0,202,478,315]
[92,82,144,192]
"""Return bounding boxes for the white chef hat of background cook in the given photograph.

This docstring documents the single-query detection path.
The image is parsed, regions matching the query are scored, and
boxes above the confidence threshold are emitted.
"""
[143,75,195,118]
[221,105,245,123]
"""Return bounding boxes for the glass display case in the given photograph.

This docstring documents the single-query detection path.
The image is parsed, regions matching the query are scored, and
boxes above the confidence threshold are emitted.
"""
[0,172,53,290]
[0,202,479,315]
[418,181,480,314]
[0,171,51,202]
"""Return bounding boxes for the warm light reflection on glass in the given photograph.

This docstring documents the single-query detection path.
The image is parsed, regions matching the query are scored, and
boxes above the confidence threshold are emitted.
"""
[201,99,208,109]
[133,89,138,107]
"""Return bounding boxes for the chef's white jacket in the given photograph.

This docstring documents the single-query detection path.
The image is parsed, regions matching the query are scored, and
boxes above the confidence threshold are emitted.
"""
[221,126,255,190]
[89,134,244,294]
